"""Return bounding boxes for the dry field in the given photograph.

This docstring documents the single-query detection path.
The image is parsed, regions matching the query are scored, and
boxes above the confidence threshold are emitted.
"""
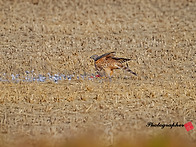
[0,0,196,146]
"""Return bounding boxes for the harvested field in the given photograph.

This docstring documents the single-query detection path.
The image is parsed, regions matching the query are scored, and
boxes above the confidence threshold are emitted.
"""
[0,0,196,146]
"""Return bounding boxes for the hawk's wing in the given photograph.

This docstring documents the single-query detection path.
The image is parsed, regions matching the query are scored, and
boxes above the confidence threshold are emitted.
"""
[111,57,131,63]
[95,52,116,61]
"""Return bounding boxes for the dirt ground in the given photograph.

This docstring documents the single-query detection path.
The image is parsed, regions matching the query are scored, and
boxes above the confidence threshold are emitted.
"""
[0,0,195,146]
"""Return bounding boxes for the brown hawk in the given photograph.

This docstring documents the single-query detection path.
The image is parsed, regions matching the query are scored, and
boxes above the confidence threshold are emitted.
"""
[90,52,137,77]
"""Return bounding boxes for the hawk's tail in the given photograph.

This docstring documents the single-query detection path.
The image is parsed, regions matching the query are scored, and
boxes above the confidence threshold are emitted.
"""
[122,66,137,76]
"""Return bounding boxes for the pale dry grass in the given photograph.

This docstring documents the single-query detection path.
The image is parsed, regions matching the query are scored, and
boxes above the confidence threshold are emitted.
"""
[0,0,196,146]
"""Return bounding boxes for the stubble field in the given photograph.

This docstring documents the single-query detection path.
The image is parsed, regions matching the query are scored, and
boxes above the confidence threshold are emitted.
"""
[0,0,195,146]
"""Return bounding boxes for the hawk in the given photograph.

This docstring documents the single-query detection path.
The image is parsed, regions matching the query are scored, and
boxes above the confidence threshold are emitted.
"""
[90,52,137,78]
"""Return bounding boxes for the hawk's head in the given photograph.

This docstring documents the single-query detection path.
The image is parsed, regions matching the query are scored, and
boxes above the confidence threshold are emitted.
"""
[90,54,99,61]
